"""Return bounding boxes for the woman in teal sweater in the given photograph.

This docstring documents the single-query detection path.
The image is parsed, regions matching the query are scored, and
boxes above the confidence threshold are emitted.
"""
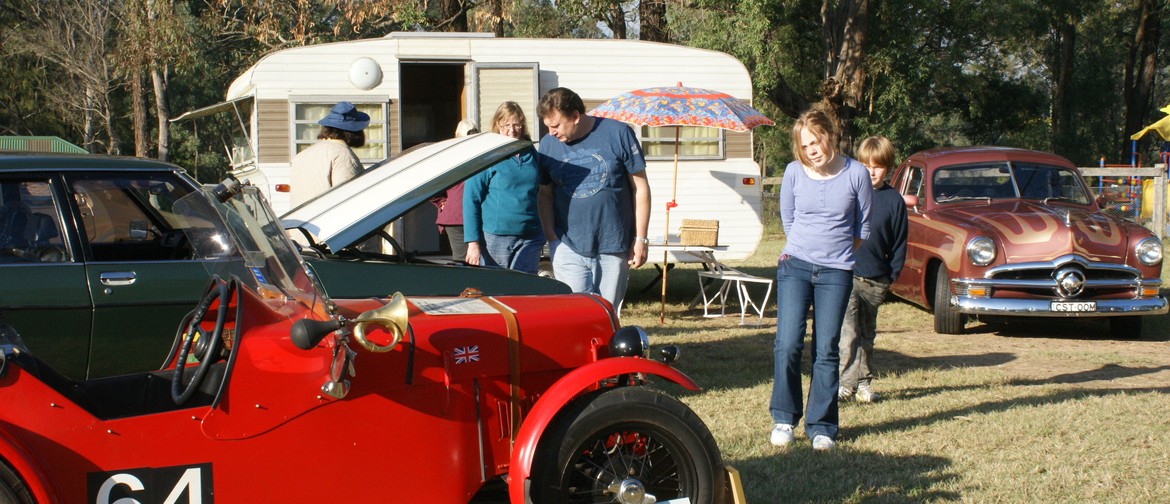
[463,102,545,274]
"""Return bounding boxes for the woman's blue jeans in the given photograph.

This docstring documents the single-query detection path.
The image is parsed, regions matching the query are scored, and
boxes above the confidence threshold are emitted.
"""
[770,255,853,440]
[481,231,546,274]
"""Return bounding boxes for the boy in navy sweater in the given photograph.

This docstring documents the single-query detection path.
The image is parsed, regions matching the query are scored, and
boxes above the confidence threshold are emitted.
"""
[839,136,908,403]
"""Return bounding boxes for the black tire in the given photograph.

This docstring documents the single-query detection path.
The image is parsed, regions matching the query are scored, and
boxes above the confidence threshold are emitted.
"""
[0,459,33,504]
[530,387,724,504]
[933,268,965,334]
[1108,316,1143,339]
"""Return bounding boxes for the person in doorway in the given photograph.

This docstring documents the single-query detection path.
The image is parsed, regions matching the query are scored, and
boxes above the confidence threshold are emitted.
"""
[289,101,369,208]
[770,109,872,452]
[536,87,651,313]
[838,136,908,404]
[463,102,545,273]
[431,119,479,261]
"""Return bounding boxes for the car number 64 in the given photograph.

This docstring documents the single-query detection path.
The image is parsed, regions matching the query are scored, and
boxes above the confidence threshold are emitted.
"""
[89,464,212,504]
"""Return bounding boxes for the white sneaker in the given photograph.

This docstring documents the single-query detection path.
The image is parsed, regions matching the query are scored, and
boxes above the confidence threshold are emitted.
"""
[812,435,836,451]
[769,423,795,447]
[856,384,878,403]
[838,386,854,401]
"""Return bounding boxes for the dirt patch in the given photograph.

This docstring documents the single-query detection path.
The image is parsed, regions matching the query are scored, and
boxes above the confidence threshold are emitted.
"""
[883,316,1170,391]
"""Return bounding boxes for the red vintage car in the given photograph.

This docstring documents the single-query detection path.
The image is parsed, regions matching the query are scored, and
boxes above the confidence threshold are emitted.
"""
[0,181,740,503]
[888,146,1166,336]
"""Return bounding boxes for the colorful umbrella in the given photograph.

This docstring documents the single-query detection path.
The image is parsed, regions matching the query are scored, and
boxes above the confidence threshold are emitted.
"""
[590,83,774,323]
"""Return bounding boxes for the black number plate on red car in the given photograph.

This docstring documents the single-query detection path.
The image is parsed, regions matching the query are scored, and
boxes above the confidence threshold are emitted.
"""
[1051,301,1096,312]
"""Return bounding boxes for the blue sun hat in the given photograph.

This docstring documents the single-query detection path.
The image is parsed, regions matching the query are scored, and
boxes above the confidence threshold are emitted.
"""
[318,101,370,132]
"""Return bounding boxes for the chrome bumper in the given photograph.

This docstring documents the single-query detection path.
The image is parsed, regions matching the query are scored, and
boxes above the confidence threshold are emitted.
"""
[952,294,1168,317]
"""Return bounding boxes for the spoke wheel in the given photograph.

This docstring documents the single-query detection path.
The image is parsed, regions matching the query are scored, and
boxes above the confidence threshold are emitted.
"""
[532,387,724,504]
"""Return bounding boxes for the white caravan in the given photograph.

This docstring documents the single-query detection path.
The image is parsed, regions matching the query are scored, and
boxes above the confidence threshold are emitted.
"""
[175,32,767,263]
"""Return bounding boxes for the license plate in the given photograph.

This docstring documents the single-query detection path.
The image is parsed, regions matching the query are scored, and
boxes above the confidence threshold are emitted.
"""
[1051,301,1096,312]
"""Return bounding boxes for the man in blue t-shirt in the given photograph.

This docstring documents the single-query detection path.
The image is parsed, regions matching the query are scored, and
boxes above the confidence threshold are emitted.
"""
[536,87,651,313]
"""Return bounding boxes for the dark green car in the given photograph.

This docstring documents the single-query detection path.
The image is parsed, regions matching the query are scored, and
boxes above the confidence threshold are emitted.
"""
[1,142,567,379]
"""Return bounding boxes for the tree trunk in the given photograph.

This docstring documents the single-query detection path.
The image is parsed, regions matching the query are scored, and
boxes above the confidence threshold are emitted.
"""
[639,0,668,42]
[1123,0,1162,159]
[152,63,170,161]
[437,0,468,32]
[131,69,148,157]
[763,79,812,120]
[608,1,627,39]
[491,0,503,36]
[84,85,97,153]
[1051,17,1075,155]
[821,0,868,152]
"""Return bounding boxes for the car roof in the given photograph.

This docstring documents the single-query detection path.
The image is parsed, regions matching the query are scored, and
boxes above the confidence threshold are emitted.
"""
[0,153,185,173]
[908,146,1076,168]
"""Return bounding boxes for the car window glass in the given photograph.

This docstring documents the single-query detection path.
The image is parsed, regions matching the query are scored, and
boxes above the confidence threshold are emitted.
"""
[0,178,70,263]
[68,174,194,261]
[933,163,1014,201]
[1012,163,1091,204]
[905,166,924,201]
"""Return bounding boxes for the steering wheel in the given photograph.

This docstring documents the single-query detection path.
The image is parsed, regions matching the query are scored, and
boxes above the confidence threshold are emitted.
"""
[171,276,233,405]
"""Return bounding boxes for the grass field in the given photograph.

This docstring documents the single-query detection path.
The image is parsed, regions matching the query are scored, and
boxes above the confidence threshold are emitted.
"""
[617,232,1170,503]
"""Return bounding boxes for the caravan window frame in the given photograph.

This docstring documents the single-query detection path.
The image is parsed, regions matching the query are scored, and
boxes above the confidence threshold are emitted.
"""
[638,126,725,161]
[289,99,390,164]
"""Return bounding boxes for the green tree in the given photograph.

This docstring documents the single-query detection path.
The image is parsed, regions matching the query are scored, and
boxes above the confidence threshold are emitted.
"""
[4,0,122,153]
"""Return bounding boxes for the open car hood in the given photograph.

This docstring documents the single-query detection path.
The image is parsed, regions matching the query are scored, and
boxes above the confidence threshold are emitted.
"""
[281,133,531,252]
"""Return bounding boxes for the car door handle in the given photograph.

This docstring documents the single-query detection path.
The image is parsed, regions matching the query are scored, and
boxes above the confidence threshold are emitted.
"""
[100,271,137,286]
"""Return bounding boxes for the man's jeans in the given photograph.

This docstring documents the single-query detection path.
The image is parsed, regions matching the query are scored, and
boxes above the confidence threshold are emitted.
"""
[840,276,890,392]
[770,255,852,440]
[482,231,546,274]
[550,240,631,313]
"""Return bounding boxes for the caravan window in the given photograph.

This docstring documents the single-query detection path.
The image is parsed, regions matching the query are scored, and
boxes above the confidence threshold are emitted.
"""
[639,126,724,160]
[291,102,389,163]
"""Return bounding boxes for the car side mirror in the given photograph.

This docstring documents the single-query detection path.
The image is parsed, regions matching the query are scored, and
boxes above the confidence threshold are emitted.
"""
[1095,194,1107,208]
[129,220,150,240]
[903,194,919,208]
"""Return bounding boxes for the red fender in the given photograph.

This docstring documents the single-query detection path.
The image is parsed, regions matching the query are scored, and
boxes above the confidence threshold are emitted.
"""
[0,426,55,503]
[507,357,700,504]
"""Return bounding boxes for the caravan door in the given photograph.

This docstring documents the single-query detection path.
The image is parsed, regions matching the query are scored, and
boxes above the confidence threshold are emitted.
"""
[394,62,540,259]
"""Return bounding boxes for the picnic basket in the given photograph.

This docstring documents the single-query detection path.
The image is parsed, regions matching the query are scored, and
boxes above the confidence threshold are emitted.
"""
[679,219,719,246]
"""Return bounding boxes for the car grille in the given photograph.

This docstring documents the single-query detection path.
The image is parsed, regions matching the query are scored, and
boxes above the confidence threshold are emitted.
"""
[969,254,1146,300]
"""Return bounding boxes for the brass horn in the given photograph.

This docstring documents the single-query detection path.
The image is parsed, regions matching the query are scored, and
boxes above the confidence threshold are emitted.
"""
[352,292,408,352]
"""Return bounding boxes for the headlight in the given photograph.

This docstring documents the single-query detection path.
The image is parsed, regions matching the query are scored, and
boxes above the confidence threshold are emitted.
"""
[966,237,996,266]
[1135,237,1163,266]
[608,326,649,357]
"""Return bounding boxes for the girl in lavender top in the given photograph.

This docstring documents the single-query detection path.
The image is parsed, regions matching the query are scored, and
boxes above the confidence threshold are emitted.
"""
[768,110,872,451]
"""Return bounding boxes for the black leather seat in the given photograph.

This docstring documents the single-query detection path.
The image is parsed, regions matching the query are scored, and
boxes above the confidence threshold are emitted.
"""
[0,202,33,251]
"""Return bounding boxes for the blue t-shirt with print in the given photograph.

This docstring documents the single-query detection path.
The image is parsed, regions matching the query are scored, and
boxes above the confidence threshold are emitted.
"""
[537,116,647,257]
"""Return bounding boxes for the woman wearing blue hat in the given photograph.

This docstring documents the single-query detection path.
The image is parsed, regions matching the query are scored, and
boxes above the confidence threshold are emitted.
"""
[289,101,370,208]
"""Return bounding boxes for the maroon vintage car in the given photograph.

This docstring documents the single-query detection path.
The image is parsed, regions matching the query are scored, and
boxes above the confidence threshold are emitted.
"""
[887,146,1166,336]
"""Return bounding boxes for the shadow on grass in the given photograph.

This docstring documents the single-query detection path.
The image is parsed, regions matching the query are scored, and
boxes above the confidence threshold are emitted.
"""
[1007,364,1170,385]
[855,384,1170,441]
[734,449,961,503]
[982,316,1170,342]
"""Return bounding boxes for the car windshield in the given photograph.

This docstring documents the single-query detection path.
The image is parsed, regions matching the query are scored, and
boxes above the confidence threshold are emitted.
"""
[932,162,1091,204]
[174,184,324,309]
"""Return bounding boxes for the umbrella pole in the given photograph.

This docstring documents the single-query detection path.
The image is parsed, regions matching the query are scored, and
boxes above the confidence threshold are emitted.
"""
[660,126,681,324]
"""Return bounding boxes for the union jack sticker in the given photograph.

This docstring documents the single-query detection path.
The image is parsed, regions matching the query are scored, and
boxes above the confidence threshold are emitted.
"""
[453,345,480,364]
